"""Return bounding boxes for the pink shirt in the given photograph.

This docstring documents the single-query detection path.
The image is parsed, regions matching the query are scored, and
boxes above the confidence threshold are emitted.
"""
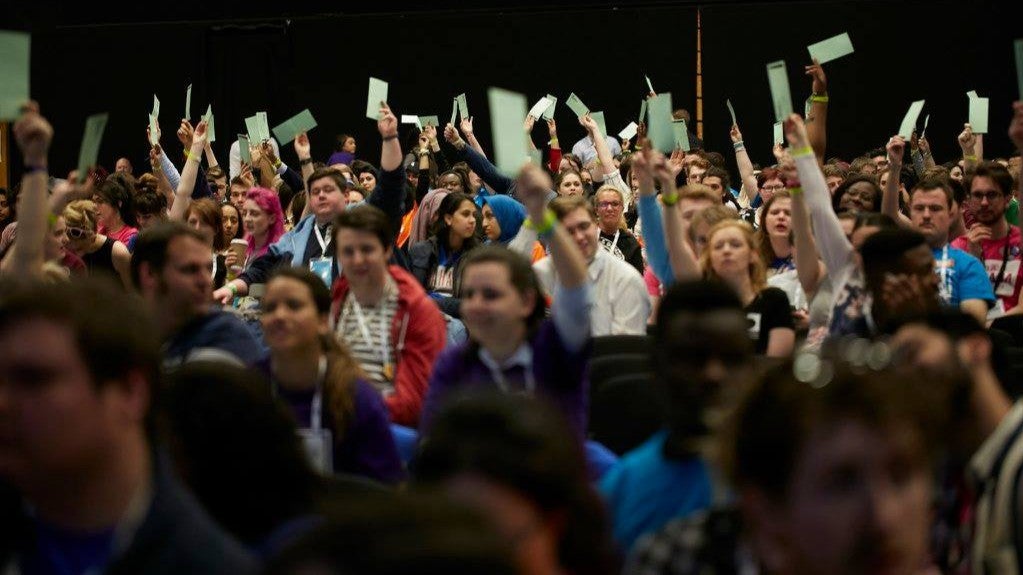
[951,225,1023,311]
[99,225,138,248]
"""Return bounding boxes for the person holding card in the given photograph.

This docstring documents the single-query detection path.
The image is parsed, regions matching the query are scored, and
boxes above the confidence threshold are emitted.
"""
[420,164,593,436]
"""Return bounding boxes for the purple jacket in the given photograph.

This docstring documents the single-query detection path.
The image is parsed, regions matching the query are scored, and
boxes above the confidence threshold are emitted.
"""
[420,320,590,438]
[255,358,405,484]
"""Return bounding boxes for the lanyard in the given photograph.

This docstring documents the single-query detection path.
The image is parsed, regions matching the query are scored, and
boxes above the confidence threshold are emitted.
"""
[346,296,391,375]
[607,230,620,254]
[271,355,327,430]
[940,244,950,297]
[313,224,331,254]
[995,238,1012,290]
[211,254,218,282]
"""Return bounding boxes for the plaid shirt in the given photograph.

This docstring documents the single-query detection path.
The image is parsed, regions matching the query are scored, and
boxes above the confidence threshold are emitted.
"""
[624,508,759,575]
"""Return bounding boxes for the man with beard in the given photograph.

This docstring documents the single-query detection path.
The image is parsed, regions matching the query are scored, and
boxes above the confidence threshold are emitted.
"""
[952,162,1022,319]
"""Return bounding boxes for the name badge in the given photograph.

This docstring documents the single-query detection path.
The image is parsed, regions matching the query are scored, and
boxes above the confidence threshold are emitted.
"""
[309,257,333,286]
[985,258,1020,297]
[298,427,334,475]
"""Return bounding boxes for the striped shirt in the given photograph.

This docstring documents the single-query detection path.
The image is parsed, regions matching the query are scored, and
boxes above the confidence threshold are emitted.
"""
[336,277,400,395]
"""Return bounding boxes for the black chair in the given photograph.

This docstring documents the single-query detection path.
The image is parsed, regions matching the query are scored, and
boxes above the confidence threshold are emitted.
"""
[592,334,652,358]
[588,372,664,455]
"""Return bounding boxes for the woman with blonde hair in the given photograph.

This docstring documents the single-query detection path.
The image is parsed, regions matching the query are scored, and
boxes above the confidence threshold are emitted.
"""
[631,147,794,357]
[63,199,132,288]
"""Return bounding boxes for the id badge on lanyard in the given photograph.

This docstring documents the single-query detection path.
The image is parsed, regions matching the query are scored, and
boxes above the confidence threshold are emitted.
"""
[309,224,334,286]
[286,356,335,474]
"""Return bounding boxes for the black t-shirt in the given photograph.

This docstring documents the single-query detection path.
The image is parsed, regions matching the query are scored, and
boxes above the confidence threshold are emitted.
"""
[745,287,794,354]
[599,229,645,275]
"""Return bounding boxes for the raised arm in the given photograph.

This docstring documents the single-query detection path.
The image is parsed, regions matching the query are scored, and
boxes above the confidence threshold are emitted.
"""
[518,164,590,350]
[881,135,913,227]
[804,58,828,164]
[782,117,827,297]
[203,140,219,168]
[294,132,314,193]
[3,103,52,278]
[657,157,702,282]
[959,124,979,170]
[579,113,632,207]
[366,103,407,242]
[788,114,854,274]
[731,124,760,208]
[546,119,562,173]
[459,117,486,158]
[444,123,513,195]
[168,120,208,221]
[634,147,674,286]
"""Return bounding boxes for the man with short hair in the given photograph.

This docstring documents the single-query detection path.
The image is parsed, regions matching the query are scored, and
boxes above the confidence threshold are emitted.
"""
[527,195,649,336]
[0,279,256,573]
[214,104,406,302]
[330,204,446,426]
[858,228,942,336]
[881,138,995,325]
[132,221,263,366]
[115,157,133,175]
[600,280,754,552]
[951,162,1022,318]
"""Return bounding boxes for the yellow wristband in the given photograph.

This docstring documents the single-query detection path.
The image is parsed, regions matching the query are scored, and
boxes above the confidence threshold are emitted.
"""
[791,146,814,157]
[788,186,804,195]
[661,191,680,206]
[524,209,557,235]
[810,94,829,103]
[964,155,978,161]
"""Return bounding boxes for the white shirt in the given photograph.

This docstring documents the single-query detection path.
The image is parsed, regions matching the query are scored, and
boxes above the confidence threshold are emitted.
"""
[534,248,649,336]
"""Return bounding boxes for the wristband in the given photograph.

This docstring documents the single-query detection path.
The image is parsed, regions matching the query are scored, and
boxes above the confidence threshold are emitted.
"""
[733,140,744,149]
[382,134,398,142]
[273,159,282,169]
[810,94,829,103]
[24,164,47,175]
[228,283,239,296]
[964,154,978,161]
[549,138,559,145]
[787,186,804,195]
[299,157,314,165]
[524,209,557,235]
[661,191,680,206]
[791,146,814,157]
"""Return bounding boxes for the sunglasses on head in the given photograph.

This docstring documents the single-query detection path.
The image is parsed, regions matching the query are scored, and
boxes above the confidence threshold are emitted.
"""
[67,227,89,239]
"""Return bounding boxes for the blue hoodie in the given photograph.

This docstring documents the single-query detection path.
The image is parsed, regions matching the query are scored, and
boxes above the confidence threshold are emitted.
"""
[481,195,526,244]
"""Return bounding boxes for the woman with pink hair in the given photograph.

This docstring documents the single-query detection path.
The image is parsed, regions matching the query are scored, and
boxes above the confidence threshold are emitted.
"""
[242,187,285,264]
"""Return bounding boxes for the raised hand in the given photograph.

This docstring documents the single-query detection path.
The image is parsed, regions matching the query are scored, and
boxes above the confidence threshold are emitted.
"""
[965,224,992,257]
[886,135,905,166]
[460,116,474,136]
[667,148,684,177]
[805,58,827,95]
[524,115,536,133]
[545,118,557,139]
[730,124,743,144]
[13,101,52,166]
[177,120,195,149]
[444,123,463,146]
[423,124,438,146]
[294,132,311,159]
[260,139,277,165]
[515,163,552,221]
[377,103,398,138]
[147,121,161,148]
[958,123,977,154]
[578,113,598,134]
[918,136,931,155]
[783,114,810,150]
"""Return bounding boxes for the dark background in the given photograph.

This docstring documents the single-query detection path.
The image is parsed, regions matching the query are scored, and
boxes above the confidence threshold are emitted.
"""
[4,0,1020,181]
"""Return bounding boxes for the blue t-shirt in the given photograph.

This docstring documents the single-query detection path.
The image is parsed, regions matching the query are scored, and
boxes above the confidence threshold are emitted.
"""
[933,245,996,308]
[598,430,713,553]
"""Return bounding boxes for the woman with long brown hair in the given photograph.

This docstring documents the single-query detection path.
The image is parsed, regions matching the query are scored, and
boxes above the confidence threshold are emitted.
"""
[257,267,404,484]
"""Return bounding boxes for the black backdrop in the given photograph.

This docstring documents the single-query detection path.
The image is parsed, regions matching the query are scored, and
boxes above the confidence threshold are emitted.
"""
[7,0,1020,180]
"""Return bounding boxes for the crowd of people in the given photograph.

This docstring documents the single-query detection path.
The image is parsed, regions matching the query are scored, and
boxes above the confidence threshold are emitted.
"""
[1,43,1023,575]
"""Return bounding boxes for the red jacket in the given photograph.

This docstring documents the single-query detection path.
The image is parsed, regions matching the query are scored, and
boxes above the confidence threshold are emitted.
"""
[331,265,446,426]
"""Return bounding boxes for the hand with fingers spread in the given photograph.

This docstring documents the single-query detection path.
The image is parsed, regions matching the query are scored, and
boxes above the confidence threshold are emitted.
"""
[459,117,475,137]
[524,115,536,133]
[666,149,684,178]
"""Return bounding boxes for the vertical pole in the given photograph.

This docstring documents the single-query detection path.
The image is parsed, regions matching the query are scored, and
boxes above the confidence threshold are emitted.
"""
[696,8,703,140]
[0,123,9,190]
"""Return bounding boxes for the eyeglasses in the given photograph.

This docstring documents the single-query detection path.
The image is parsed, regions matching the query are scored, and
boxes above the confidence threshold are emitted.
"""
[970,191,1004,203]
[67,227,89,239]
[762,184,786,192]
[596,201,622,209]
